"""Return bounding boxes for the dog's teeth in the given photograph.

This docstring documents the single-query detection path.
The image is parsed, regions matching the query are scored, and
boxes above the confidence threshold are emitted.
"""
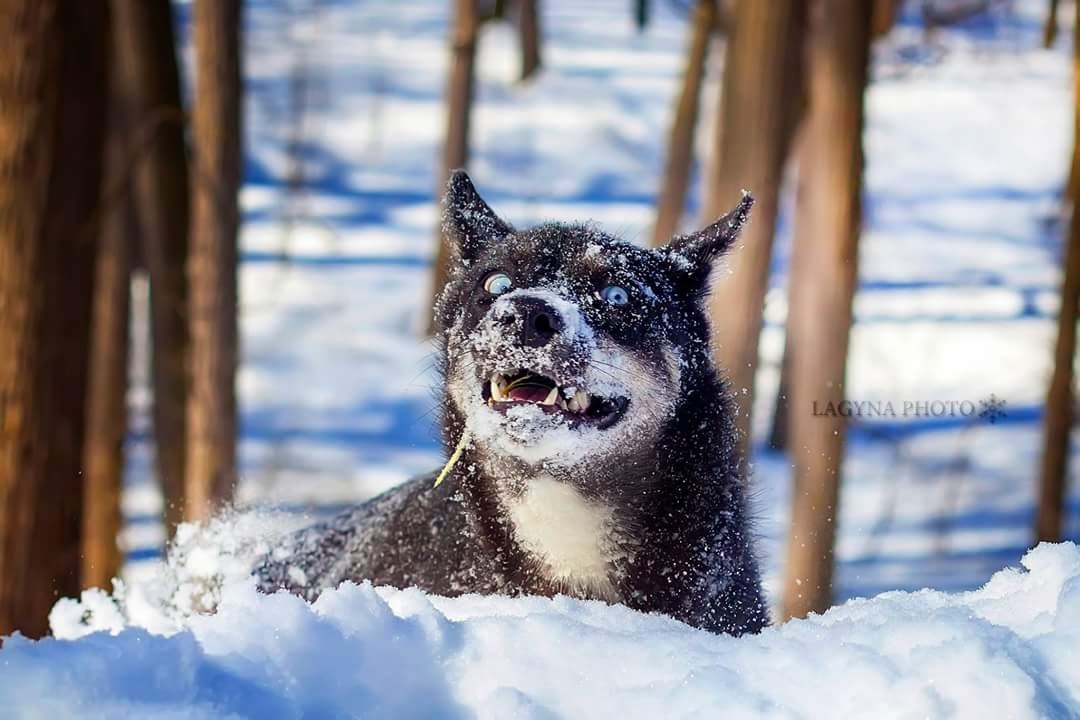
[575,389,591,412]
[542,387,558,405]
[567,396,581,413]
[491,378,505,402]
[557,394,569,410]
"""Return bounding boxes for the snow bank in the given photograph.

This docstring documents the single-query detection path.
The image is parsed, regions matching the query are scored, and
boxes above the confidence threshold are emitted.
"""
[2,542,1079,718]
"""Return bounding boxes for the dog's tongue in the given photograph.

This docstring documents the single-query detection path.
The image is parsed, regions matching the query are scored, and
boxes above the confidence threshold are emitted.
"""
[508,386,550,403]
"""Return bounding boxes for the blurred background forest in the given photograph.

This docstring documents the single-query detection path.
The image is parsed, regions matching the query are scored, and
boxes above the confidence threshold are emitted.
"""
[0,0,1077,639]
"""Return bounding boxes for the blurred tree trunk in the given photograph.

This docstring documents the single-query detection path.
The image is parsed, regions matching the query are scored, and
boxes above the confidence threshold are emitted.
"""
[0,0,108,638]
[701,0,806,457]
[82,32,137,592]
[113,0,191,533]
[185,0,242,521]
[518,0,541,81]
[485,0,507,21]
[768,119,813,453]
[1043,0,1060,48]
[426,0,480,335]
[767,342,791,450]
[715,0,735,31]
[635,0,649,31]
[782,0,871,620]
[872,0,901,37]
[1036,5,1080,544]
[652,0,717,247]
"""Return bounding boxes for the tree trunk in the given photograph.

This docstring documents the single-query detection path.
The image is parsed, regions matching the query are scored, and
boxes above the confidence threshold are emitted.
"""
[82,27,137,592]
[1035,5,1080,544]
[185,0,242,521]
[1043,0,1061,49]
[113,0,191,533]
[767,341,791,451]
[651,0,717,247]
[518,0,541,82]
[872,0,901,37]
[635,0,650,31]
[426,0,480,335]
[701,0,806,457]
[782,0,871,620]
[0,0,109,638]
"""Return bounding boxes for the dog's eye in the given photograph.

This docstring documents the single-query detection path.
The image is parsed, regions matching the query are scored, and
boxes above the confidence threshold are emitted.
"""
[599,285,630,306]
[483,272,513,296]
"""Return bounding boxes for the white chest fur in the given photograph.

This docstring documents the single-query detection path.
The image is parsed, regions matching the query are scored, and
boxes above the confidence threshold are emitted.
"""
[505,475,619,600]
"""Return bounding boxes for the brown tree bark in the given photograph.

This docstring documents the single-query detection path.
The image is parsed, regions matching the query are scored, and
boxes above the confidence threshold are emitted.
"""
[518,0,541,82]
[1043,0,1061,49]
[872,0,901,37]
[82,29,137,592]
[0,1,109,638]
[651,0,717,247]
[767,341,791,451]
[113,0,191,532]
[1035,5,1080,544]
[185,0,243,521]
[782,0,872,620]
[715,0,736,31]
[768,119,814,453]
[82,209,133,592]
[426,0,481,335]
[701,0,806,456]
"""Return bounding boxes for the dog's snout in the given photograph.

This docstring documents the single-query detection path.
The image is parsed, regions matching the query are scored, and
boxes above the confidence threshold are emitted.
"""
[524,306,562,347]
[522,302,565,349]
[494,309,517,328]
[496,297,564,347]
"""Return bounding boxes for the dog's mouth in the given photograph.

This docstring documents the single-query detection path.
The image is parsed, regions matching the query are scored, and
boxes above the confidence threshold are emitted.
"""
[481,369,629,430]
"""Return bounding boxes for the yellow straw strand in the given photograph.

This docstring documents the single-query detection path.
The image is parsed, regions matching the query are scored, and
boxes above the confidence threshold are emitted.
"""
[433,431,470,488]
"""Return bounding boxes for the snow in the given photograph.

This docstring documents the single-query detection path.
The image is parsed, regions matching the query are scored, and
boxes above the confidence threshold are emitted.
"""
[2,542,1078,718]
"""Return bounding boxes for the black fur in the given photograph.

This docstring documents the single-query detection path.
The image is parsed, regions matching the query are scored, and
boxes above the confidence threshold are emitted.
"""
[255,171,768,636]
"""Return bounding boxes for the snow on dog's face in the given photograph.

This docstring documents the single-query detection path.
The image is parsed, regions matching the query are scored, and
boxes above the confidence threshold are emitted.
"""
[435,171,752,473]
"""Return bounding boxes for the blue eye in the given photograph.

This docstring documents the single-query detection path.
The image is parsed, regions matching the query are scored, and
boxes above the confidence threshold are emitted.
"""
[484,272,513,295]
[600,285,630,306]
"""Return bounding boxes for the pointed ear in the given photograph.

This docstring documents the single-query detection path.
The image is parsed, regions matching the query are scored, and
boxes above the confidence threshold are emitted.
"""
[660,192,754,284]
[442,169,512,264]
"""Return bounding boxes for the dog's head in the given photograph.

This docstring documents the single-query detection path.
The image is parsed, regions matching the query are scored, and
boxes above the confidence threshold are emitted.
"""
[435,171,751,473]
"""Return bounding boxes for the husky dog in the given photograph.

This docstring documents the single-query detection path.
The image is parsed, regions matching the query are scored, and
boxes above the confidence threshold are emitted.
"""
[255,171,768,635]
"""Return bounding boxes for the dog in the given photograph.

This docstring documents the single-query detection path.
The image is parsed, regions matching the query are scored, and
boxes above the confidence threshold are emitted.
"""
[255,171,769,636]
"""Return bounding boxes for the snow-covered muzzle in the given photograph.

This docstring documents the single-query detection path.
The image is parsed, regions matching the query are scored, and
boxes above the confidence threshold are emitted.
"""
[446,287,681,468]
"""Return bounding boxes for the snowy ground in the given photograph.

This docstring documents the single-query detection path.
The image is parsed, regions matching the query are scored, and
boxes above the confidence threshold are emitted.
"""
[124,0,1080,603]
[4,542,1079,718]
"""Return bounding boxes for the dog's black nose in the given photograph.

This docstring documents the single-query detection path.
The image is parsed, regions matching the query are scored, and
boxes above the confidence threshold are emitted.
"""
[514,298,563,347]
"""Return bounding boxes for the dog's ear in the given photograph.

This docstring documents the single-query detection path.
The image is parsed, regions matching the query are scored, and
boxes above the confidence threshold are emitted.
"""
[660,192,753,286]
[442,170,512,265]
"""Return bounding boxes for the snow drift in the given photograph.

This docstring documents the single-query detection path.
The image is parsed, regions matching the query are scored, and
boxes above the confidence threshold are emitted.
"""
[1,542,1078,718]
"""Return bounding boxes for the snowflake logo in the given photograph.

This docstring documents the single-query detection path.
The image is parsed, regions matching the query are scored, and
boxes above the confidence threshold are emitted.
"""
[979,394,1007,424]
